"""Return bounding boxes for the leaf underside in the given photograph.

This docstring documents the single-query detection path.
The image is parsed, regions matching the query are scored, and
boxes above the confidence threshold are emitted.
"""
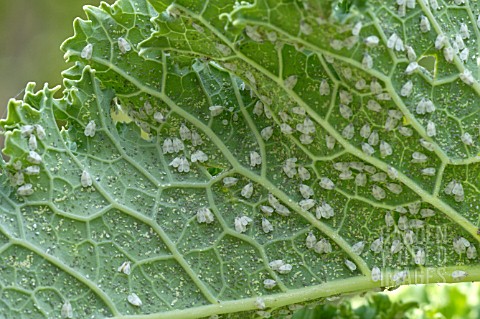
[1,0,480,318]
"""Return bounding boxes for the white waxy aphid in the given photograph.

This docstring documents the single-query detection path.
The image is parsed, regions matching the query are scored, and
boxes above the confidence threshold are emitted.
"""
[299,184,314,199]
[209,105,223,116]
[420,16,431,33]
[443,47,454,63]
[299,199,316,211]
[364,35,379,47]
[196,207,215,224]
[81,43,93,59]
[386,183,403,194]
[435,34,446,50]
[260,205,274,215]
[17,184,33,196]
[370,237,383,253]
[352,22,362,36]
[234,216,253,233]
[392,270,407,284]
[362,142,375,156]
[366,100,382,112]
[342,123,355,140]
[339,104,353,119]
[261,126,273,141]
[372,185,386,200]
[314,238,332,254]
[459,23,469,39]
[319,177,335,190]
[385,212,394,227]
[405,45,416,62]
[368,131,379,146]
[371,172,386,182]
[27,150,42,164]
[401,81,413,97]
[405,61,419,75]
[461,132,473,145]
[299,134,313,145]
[283,158,297,178]
[278,263,293,274]
[191,150,208,163]
[117,37,131,54]
[459,48,469,63]
[352,241,365,255]
[319,80,330,96]
[264,279,277,289]
[420,208,435,218]
[241,183,254,199]
[284,75,298,90]
[387,166,398,180]
[306,232,317,249]
[467,246,477,259]
[398,126,413,137]
[326,135,336,149]
[398,216,408,230]
[414,249,426,265]
[460,69,475,85]
[371,267,382,282]
[179,123,191,141]
[127,293,142,307]
[118,261,131,275]
[411,152,428,163]
[250,151,262,167]
[379,140,393,157]
[298,167,311,181]
[262,217,273,233]
[362,53,373,69]
[387,33,398,49]
[24,166,40,175]
[360,124,371,139]
[21,125,35,137]
[421,167,436,176]
[452,270,467,280]
[345,259,357,272]
[61,301,73,319]
[280,123,293,135]
[223,177,239,187]
[84,120,96,137]
[355,173,367,187]
[426,121,436,137]
[316,202,334,219]
[28,134,37,150]
[404,230,415,245]
[12,171,24,186]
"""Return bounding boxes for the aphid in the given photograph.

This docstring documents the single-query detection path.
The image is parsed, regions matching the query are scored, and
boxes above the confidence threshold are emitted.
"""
[352,22,362,36]
[61,301,73,319]
[127,293,142,307]
[459,23,469,39]
[370,237,383,253]
[364,35,379,47]
[390,239,403,254]
[355,173,367,186]
[339,104,353,119]
[314,238,332,254]
[405,61,419,74]
[241,183,254,199]
[191,150,208,163]
[179,123,191,141]
[250,151,262,167]
[362,143,375,156]
[360,124,371,139]
[28,134,37,151]
[467,246,477,259]
[278,263,293,274]
[81,43,93,59]
[21,125,35,137]
[404,230,415,245]
[262,217,273,233]
[426,121,436,137]
[398,215,408,230]
[460,69,475,85]
[443,47,454,63]
[421,167,436,176]
[372,185,386,200]
[27,150,42,164]
[345,259,357,272]
[362,53,373,69]
[392,270,407,284]
[368,131,379,146]
[366,100,382,112]
[24,166,40,175]
[261,126,273,141]
[452,270,467,280]
[387,166,398,180]
[420,16,431,32]
[280,123,293,134]
[411,152,428,163]
[118,261,131,275]
[283,158,297,178]
[379,140,393,157]
[386,183,402,194]
[223,177,239,187]
[459,48,469,62]
[17,183,33,196]
[319,80,330,96]
[405,45,416,62]
[316,202,335,219]
[84,120,96,137]
[326,135,336,149]
[209,105,223,116]
[371,266,382,282]
[306,232,317,249]
[299,199,315,211]
[234,216,253,233]
[264,279,277,289]
[342,123,355,140]
[299,184,314,199]
[398,126,413,137]
[12,171,24,186]
[299,134,313,145]
[319,177,335,190]
[400,81,413,97]
[352,241,365,255]
[461,132,473,145]
[385,211,395,227]
[260,205,274,215]
[298,166,311,181]
[284,75,298,90]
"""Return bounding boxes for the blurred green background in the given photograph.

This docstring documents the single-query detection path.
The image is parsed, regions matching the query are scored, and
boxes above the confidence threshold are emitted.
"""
[0,0,111,115]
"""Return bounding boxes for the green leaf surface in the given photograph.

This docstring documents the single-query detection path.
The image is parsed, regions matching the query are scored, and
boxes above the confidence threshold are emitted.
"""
[1,0,480,318]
